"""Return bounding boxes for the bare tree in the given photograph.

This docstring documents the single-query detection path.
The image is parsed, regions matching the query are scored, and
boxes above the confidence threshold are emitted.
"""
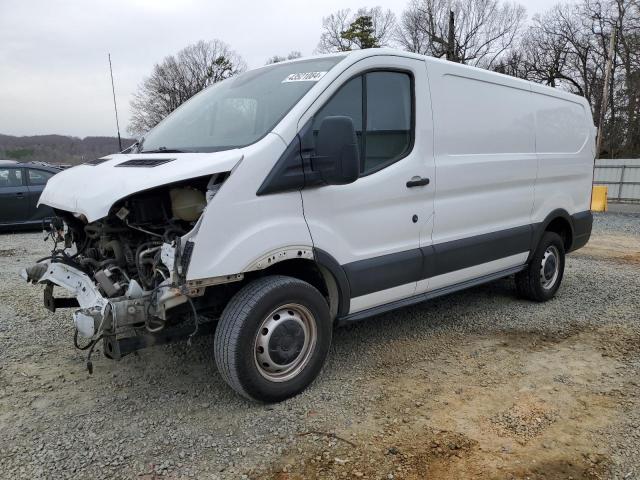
[396,0,526,68]
[398,0,639,157]
[362,7,397,46]
[502,7,586,92]
[317,9,353,52]
[597,0,640,155]
[128,40,246,137]
[316,7,396,53]
[265,51,302,65]
[492,48,537,78]
[491,0,640,157]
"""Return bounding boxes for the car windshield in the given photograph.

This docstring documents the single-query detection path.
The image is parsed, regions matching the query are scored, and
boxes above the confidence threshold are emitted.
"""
[140,56,346,153]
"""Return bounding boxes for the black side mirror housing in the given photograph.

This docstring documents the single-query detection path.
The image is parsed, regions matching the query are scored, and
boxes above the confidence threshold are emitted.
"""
[313,116,360,185]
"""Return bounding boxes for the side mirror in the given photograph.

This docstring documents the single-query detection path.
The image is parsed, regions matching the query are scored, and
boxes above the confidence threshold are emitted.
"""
[313,116,360,185]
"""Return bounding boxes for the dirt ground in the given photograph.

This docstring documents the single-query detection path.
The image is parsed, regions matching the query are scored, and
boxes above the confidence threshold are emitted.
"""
[1,213,639,480]
[253,223,640,480]
[577,234,640,265]
[256,326,639,480]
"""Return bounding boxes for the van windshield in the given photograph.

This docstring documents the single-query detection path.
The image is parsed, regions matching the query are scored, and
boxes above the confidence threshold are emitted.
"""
[140,56,346,153]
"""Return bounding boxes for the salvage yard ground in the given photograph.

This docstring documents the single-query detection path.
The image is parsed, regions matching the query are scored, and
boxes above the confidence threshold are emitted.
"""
[1,212,639,479]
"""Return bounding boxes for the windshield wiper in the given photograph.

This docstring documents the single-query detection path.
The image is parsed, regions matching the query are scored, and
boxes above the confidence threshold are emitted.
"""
[139,147,193,154]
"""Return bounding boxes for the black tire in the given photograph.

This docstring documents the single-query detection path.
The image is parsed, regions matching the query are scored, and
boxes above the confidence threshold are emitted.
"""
[516,231,565,302]
[214,275,332,402]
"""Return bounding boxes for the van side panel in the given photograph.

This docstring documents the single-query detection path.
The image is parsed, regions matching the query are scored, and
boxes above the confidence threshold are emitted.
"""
[418,60,537,295]
[425,63,537,245]
[529,84,594,224]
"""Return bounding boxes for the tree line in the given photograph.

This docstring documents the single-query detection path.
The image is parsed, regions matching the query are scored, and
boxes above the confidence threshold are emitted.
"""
[0,134,134,165]
[128,0,639,158]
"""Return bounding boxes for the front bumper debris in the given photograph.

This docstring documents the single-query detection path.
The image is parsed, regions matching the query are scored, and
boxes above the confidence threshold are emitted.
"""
[21,260,212,367]
[21,261,182,338]
[22,262,110,337]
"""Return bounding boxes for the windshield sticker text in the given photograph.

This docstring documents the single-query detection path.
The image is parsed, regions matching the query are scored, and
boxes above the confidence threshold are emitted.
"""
[282,71,327,83]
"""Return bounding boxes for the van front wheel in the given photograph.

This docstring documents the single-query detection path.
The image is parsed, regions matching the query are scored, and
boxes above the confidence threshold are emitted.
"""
[516,231,565,302]
[214,275,332,402]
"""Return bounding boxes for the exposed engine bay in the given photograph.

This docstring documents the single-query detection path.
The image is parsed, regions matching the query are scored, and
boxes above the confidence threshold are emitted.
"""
[22,173,229,371]
[61,175,214,295]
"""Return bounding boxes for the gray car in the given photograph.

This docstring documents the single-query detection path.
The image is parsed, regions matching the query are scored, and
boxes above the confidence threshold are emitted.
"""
[0,160,62,231]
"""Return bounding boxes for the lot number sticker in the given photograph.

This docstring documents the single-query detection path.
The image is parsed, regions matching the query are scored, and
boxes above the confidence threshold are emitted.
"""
[282,71,327,83]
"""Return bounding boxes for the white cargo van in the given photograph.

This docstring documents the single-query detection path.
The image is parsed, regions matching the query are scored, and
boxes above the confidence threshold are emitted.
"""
[22,49,594,402]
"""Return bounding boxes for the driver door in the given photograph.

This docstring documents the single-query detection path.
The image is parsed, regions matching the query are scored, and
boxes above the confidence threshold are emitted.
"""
[300,56,435,314]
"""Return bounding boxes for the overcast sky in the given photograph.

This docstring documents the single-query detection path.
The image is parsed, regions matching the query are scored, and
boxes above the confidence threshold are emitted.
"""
[0,0,559,138]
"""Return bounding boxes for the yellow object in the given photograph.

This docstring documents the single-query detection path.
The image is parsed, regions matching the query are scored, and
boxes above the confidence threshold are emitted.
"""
[591,185,608,212]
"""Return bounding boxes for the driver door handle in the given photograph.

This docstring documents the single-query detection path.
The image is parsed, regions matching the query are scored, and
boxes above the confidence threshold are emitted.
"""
[406,177,430,188]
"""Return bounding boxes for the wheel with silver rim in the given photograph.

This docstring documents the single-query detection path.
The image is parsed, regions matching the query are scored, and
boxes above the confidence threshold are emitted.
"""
[539,245,560,289]
[254,304,317,382]
[214,275,332,402]
[516,231,565,302]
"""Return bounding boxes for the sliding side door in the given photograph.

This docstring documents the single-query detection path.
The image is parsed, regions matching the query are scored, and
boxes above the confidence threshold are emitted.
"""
[418,60,537,293]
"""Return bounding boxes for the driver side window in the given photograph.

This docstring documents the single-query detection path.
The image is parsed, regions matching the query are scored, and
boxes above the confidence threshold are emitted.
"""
[312,71,413,175]
[312,76,363,162]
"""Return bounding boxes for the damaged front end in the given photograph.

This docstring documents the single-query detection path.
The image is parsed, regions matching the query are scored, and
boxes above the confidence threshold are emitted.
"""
[21,173,228,370]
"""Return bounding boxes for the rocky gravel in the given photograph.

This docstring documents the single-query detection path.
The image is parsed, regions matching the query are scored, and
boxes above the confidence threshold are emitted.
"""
[593,210,640,235]
[0,213,639,479]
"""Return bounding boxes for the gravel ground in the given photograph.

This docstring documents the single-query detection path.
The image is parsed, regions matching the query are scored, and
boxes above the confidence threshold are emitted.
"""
[0,213,639,479]
[592,211,640,236]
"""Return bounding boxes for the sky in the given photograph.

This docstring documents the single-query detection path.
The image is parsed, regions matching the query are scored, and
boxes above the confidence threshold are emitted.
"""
[0,0,560,138]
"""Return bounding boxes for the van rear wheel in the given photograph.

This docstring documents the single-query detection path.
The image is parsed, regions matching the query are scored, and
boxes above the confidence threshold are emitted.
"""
[515,232,565,302]
[214,275,332,402]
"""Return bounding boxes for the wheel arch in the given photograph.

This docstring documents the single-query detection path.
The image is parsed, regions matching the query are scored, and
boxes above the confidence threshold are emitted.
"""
[530,209,575,261]
[313,248,351,318]
[244,251,350,321]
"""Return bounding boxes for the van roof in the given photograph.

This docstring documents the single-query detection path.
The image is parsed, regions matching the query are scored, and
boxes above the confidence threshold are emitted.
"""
[295,48,588,106]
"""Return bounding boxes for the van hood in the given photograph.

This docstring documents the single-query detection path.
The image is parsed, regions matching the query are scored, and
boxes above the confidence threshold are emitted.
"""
[39,151,243,222]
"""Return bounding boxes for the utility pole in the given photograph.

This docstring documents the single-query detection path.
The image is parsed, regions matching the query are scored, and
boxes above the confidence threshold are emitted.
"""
[596,26,616,158]
[446,10,456,62]
[108,53,123,152]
